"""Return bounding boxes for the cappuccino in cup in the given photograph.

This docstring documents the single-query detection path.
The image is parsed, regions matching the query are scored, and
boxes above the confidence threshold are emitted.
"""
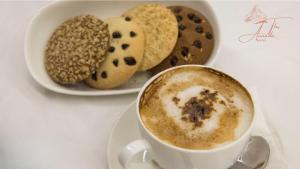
[139,66,254,150]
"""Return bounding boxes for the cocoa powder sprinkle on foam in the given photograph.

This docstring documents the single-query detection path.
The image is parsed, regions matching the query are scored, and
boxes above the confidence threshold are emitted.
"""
[181,89,218,129]
[172,96,180,105]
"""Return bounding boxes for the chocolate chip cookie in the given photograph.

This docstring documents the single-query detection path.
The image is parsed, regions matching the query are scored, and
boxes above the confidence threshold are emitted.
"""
[149,6,214,74]
[85,17,144,89]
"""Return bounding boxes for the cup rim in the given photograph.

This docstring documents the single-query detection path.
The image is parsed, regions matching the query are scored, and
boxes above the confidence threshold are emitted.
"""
[136,65,256,153]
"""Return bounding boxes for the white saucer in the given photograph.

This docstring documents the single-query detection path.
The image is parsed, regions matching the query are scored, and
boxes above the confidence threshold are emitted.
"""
[107,97,290,169]
[107,101,162,169]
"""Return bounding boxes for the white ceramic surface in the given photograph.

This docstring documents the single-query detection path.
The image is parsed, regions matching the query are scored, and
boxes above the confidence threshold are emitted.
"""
[118,65,255,169]
[107,97,289,169]
[24,1,220,96]
[107,101,155,169]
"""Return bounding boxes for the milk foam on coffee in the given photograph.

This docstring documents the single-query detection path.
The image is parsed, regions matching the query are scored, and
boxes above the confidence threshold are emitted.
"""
[139,67,254,150]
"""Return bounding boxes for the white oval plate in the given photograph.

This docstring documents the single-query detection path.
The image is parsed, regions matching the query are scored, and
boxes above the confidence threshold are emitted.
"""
[25,1,220,96]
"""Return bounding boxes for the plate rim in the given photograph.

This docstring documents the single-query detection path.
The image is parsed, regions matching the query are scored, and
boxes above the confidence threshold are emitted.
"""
[24,0,219,96]
[24,1,147,96]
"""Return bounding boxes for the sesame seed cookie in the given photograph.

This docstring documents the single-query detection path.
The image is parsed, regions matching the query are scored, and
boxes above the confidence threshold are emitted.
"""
[149,6,214,74]
[122,4,178,71]
[45,15,109,85]
[85,17,144,89]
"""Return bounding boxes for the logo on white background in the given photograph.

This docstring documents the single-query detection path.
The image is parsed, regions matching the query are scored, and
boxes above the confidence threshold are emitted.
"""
[238,5,293,43]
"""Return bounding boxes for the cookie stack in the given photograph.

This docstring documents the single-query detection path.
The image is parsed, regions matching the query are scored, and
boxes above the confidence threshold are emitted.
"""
[44,4,214,89]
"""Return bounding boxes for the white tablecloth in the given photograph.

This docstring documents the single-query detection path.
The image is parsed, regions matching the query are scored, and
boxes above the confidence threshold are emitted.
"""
[0,1,299,169]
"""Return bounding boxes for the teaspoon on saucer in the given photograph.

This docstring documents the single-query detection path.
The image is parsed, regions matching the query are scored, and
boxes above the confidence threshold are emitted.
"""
[229,136,270,169]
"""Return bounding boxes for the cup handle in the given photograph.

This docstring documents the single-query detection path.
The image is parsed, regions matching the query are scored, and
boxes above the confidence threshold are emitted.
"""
[118,139,151,169]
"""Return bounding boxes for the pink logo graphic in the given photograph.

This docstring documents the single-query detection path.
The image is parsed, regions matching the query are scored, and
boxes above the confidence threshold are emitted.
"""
[245,5,267,24]
[238,5,293,43]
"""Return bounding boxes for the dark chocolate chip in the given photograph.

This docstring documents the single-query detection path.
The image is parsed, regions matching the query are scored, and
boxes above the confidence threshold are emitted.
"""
[124,57,136,66]
[130,31,136,37]
[170,56,178,66]
[101,71,107,79]
[181,47,189,57]
[187,13,195,20]
[91,72,97,81]
[193,16,202,23]
[173,7,182,13]
[125,16,131,21]
[113,59,119,67]
[205,32,213,39]
[176,15,183,22]
[193,40,202,48]
[178,24,186,31]
[195,26,203,33]
[121,44,130,50]
[112,31,122,38]
[178,31,182,38]
[108,46,115,53]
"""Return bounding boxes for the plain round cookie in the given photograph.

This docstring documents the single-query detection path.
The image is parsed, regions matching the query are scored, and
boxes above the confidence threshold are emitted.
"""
[122,4,178,71]
[45,15,109,85]
[149,6,214,74]
[85,17,144,89]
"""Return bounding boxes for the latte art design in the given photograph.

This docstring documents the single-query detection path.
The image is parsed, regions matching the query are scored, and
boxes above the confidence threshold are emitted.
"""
[181,90,218,126]
[173,89,225,130]
[159,74,240,142]
[139,67,254,150]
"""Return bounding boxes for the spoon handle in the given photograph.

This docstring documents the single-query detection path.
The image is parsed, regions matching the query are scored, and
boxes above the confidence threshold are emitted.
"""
[229,162,253,169]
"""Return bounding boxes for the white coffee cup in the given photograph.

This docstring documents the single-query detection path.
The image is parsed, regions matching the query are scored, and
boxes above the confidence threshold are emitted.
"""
[118,65,256,169]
